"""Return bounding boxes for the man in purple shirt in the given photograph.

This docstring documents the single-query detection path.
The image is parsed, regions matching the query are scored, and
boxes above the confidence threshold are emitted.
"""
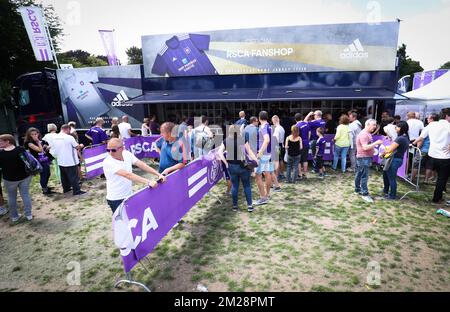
[151,34,218,77]
[295,113,311,179]
[305,110,326,173]
[85,117,108,145]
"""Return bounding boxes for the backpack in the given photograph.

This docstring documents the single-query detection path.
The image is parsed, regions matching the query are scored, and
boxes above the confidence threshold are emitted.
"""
[19,147,43,175]
[194,127,214,150]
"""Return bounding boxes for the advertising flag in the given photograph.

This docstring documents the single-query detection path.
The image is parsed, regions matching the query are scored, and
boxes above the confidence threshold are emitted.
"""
[19,6,54,62]
[99,30,119,66]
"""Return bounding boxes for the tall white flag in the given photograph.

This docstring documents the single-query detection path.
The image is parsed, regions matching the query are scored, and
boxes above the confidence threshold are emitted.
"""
[19,6,54,62]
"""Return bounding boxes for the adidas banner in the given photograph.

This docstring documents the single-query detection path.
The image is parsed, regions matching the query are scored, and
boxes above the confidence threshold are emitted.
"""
[112,150,223,273]
[142,21,400,77]
[56,65,145,128]
[19,6,54,62]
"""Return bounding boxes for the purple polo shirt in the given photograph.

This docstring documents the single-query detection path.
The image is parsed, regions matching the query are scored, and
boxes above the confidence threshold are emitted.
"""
[296,121,310,148]
[86,126,108,145]
[309,119,326,141]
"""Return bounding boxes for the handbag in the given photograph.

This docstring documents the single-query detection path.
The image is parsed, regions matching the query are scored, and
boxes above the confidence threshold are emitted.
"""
[37,152,50,164]
[241,146,258,171]
[19,148,43,175]
[380,153,394,171]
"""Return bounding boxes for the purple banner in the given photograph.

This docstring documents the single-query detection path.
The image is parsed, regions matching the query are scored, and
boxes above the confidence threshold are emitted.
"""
[124,136,162,159]
[412,69,448,90]
[113,150,223,272]
[83,144,108,179]
[372,135,407,179]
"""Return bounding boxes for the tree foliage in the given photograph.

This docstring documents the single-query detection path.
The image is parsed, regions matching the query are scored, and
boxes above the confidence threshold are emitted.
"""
[57,50,108,68]
[397,43,423,78]
[126,46,143,65]
[439,61,450,69]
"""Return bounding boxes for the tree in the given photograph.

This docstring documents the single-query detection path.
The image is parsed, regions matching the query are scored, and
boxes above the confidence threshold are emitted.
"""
[57,50,108,68]
[397,44,423,78]
[126,46,143,64]
[439,61,450,69]
[0,0,64,114]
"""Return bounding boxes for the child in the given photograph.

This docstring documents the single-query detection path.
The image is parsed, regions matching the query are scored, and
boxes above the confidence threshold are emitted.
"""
[141,118,151,137]
[315,128,327,179]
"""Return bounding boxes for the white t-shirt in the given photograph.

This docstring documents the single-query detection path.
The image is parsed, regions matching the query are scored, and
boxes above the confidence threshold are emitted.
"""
[118,122,132,139]
[103,150,139,200]
[51,133,80,167]
[273,125,285,146]
[42,132,58,152]
[141,124,151,137]
[384,124,398,141]
[407,119,424,141]
[420,120,450,159]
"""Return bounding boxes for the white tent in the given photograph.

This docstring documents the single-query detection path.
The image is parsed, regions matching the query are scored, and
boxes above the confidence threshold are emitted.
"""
[395,71,450,120]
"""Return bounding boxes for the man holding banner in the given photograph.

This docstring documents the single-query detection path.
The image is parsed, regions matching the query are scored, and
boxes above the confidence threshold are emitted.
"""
[103,138,166,213]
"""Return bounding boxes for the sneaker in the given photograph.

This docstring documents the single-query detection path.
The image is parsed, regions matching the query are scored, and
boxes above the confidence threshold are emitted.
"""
[347,168,354,173]
[302,174,307,179]
[0,207,8,217]
[74,191,87,196]
[247,206,254,213]
[319,174,324,179]
[10,215,25,225]
[273,186,282,192]
[232,206,238,212]
[254,198,268,206]
[446,200,450,207]
[26,215,33,221]
[361,195,374,203]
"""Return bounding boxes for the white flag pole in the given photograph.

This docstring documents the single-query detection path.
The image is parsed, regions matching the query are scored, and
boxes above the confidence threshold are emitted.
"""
[42,8,60,69]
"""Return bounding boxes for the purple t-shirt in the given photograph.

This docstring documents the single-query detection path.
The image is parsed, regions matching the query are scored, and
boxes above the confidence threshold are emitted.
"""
[86,126,108,145]
[258,123,272,156]
[309,119,326,141]
[316,137,327,156]
[296,121,310,148]
[151,34,218,77]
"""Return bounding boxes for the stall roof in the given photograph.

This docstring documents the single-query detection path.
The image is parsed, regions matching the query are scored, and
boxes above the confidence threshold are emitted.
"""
[127,87,405,104]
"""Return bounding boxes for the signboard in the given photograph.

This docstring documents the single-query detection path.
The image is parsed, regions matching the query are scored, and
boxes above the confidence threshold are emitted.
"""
[56,65,145,128]
[142,21,399,77]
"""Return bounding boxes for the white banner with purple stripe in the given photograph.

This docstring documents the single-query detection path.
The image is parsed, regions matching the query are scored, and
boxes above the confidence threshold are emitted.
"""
[19,6,53,62]
[99,30,119,66]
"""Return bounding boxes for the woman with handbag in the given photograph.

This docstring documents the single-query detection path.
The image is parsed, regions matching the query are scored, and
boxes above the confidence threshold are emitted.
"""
[380,121,410,200]
[24,128,55,196]
[218,125,258,212]
[0,134,33,224]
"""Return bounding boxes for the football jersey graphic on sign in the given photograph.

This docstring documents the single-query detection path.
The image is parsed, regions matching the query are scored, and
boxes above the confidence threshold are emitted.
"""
[62,71,111,123]
[151,34,218,77]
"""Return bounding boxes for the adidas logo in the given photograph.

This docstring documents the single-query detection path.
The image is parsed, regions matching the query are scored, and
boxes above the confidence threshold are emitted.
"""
[340,39,369,59]
[111,90,132,107]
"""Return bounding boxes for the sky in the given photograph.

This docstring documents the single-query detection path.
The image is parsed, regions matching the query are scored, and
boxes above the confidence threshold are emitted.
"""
[39,0,450,70]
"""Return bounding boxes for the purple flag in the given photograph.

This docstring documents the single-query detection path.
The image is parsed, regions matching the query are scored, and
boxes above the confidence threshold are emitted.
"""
[113,150,223,272]
[99,30,119,66]
[373,135,407,178]
[124,136,162,159]
[412,70,448,90]
[83,144,108,179]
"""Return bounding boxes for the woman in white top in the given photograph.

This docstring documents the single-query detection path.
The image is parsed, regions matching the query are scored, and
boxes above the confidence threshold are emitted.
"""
[141,118,152,137]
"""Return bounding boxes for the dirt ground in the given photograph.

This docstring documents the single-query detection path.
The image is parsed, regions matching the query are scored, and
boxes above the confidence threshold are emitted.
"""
[0,161,449,292]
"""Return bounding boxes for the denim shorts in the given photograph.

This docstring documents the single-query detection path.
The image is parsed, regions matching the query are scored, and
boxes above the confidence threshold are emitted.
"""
[256,155,274,174]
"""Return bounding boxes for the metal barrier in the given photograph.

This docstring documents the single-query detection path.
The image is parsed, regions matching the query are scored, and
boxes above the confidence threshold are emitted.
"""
[399,145,422,200]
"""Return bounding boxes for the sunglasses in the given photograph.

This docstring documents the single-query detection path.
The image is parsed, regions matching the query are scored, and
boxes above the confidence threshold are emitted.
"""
[106,146,123,152]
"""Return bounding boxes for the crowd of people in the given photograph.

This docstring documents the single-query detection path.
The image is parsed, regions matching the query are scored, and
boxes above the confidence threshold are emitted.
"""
[0,107,449,224]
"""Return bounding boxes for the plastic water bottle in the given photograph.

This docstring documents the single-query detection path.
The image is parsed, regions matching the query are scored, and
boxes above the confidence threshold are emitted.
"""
[436,209,450,218]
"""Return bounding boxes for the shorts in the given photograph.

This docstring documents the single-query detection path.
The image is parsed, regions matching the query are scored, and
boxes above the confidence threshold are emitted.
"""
[300,147,309,163]
[315,155,324,169]
[256,155,275,174]
[424,154,434,170]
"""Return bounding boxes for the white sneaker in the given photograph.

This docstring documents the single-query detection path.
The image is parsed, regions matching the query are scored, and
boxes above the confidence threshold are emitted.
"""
[26,215,33,221]
[361,195,374,203]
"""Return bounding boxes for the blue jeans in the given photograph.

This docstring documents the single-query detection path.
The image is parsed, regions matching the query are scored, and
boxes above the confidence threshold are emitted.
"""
[354,157,372,196]
[310,140,318,172]
[3,176,32,219]
[40,162,51,190]
[332,145,350,172]
[107,199,124,213]
[228,163,252,207]
[383,158,404,198]
[286,155,301,182]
